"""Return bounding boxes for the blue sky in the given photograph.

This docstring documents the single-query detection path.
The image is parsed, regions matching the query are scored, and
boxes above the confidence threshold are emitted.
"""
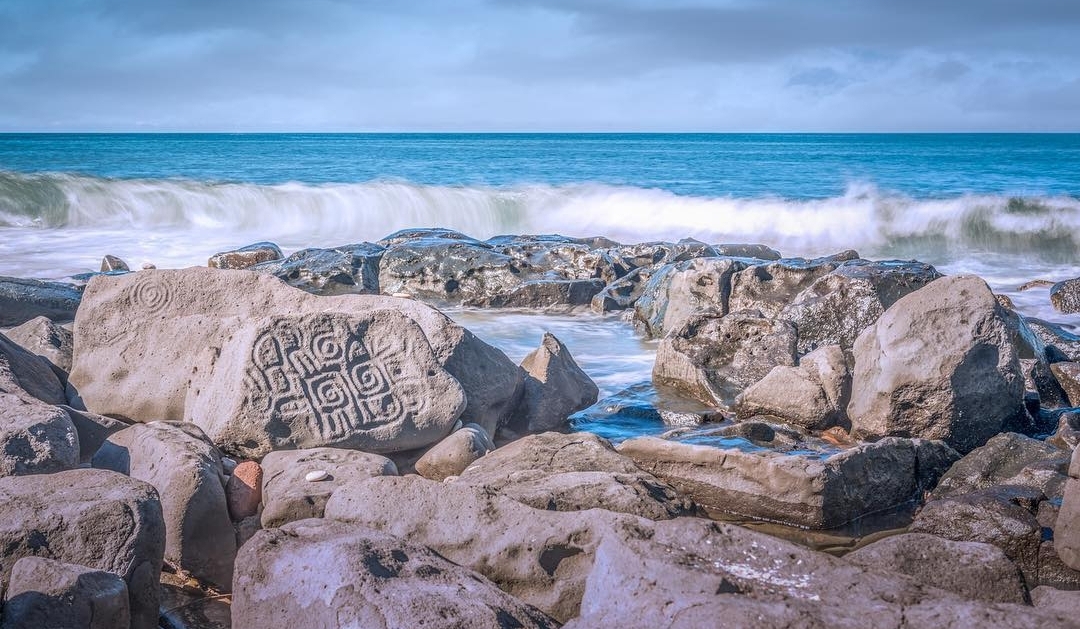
[1,0,1078,131]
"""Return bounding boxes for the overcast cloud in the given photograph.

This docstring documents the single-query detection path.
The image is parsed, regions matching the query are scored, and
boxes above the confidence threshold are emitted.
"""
[0,0,1078,131]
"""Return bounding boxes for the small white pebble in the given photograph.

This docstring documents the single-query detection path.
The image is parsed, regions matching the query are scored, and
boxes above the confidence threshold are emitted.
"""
[391,292,413,299]
[305,470,329,482]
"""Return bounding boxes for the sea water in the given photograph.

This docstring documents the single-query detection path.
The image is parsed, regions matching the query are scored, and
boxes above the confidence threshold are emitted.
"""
[2,133,1079,440]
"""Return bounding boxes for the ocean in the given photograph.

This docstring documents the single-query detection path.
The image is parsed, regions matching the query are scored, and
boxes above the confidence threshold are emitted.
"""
[2,133,1079,437]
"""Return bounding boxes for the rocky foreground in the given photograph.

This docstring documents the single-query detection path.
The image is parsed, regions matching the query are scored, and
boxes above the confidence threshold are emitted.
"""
[3,229,1080,628]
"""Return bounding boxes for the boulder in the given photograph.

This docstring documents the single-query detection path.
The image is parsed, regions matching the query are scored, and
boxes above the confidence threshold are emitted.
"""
[465,277,605,309]
[734,344,850,430]
[844,533,1026,603]
[1050,362,1080,406]
[415,423,495,481]
[930,432,1069,501]
[3,315,74,375]
[93,422,235,590]
[617,435,957,529]
[0,276,82,327]
[2,557,130,629]
[453,431,696,520]
[0,391,79,477]
[1047,410,1080,450]
[652,310,797,407]
[1054,447,1080,571]
[0,469,164,629]
[381,227,486,248]
[68,268,520,437]
[61,405,127,463]
[187,310,465,458]
[1050,278,1080,314]
[250,243,383,295]
[632,257,747,338]
[727,255,847,318]
[713,243,783,259]
[1025,317,1080,362]
[590,265,658,313]
[378,237,522,304]
[488,234,607,280]
[507,333,598,434]
[226,461,263,520]
[1038,539,1080,589]
[0,332,66,405]
[100,254,130,272]
[1031,586,1080,615]
[260,447,397,528]
[847,275,1026,453]
[232,519,558,629]
[207,241,283,270]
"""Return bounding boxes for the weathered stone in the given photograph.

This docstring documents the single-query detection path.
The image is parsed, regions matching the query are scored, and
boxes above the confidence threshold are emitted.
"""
[3,315,74,375]
[507,333,598,434]
[489,234,608,280]
[653,310,797,407]
[1025,317,1080,362]
[100,254,130,273]
[847,275,1026,453]
[1047,410,1080,450]
[250,243,383,295]
[1054,446,1080,571]
[466,277,605,309]
[930,432,1069,501]
[379,237,522,304]
[0,469,164,629]
[2,557,130,629]
[415,423,494,481]
[226,461,263,520]
[617,435,956,529]
[727,255,847,318]
[1022,357,1069,408]
[259,447,397,528]
[380,227,486,248]
[712,243,783,260]
[1031,586,1080,615]
[844,533,1026,603]
[454,431,696,519]
[1050,362,1080,406]
[1050,278,1080,314]
[1038,540,1080,589]
[0,276,82,327]
[207,241,283,270]
[0,332,66,404]
[0,390,78,477]
[632,257,748,338]
[735,344,850,430]
[60,405,127,463]
[233,518,558,629]
[93,422,235,590]
[186,310,466,458]
[590,265,658,313]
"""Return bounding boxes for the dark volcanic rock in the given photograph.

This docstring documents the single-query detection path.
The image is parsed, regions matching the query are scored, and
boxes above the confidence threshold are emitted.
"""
[0,276,82,326]
[379,237,522,303]
[633,257,748,338]
[727,255,847,318]
[590,265,659,313]
[1024,317,1080,362]
[251,242,383,295]
[465,277,605,309]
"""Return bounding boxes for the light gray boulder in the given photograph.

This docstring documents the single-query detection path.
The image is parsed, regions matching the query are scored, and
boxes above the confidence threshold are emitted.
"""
[3,315,74,375]
[1,557,130,629]
[847,275,1026,453]
[727,255,849,318]
[259,447,397,528]
[232,519,558,629]
[0,390,78,477]
[0,332,66,405]
[93,421,235,590]
[415,423,495,481]
[506,333,598,434]
[0,469,164,629]
[632,257,748,338]
[735,344,850,430]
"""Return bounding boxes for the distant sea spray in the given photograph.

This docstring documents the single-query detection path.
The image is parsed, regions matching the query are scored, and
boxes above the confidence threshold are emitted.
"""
[2,169,1079,262]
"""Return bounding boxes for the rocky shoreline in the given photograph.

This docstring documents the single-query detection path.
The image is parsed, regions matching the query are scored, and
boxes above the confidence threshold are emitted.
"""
[3,228,1080,627]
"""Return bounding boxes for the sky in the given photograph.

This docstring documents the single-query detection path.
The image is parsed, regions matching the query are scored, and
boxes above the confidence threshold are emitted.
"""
[1,0,1079,132]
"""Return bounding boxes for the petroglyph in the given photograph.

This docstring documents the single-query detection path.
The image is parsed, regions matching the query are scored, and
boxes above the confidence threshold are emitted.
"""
[128,273,173,315]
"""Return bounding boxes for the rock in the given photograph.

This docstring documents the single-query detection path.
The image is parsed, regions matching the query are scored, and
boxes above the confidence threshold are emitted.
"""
[0,469,165,629]
[100,254,131,273]
[1025,317,1080,362]
[3,315,74,375]
[453,431,696,520]
[380,227,486,248]
[734,344,850,430]
[910,485,1043,586]
[2,557,130,629]
[713,243,783,259]
[1031,586,1080,615]
[617,435,957,529]
[69,268,520,437]
[207,241,283,270]
[1047,411,1080,451]
[250,243,383,295]
[1054,446,1080,571]
[727,255,847,318]
[844,533,1026,603]
[0,332,67,404]
[590,265,658,313]
[415,423,494,481]
[652,310,797,407]
[507,333,598,434]
[930,432,1069,501]
[632,257,747,338]
[1038,539,1080,589]
[847,275,1026,453]
[1050,362,1080,406]
[186,310,466,458]
[0,276,82,327]
[0,391,79,476]
[93,422,235,590]
[60,405,126,463]
[378,237,522,304]
[1022,357,1069,409]
[488,234,607,280]
[226,461,263,520]
[1050,278,1080,314]
[259,447,397,528]
[465,277,605,309]
[779,259,942,354]
[232,518,558,629]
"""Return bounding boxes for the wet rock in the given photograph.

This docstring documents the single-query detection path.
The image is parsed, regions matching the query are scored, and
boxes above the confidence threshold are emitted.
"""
[632,257,748,338]
[2,556,130,629]
[453,431,696,519]
[848,275,1026,453]
[652,310,797,407]
[1025,317,1080,362]
[1050,362,1080,406]
[415,423,494,481]
[233,518,558,629]
[207,241,283,270]
[844,533,1026,603]
[226,461,263,520]
[569,382,718,441]
[3,315,74,375]
[259,447,397,528]
[0,390,78,477]
[930,432,1069,501]
[712,243,783,259]
[93,421,235,590]
[250,243,383,295]
[466,277,605,309]
[0,469,165,629]
[379,237,522,304]
[617,435,956,529]
[0,276,82,327]
[489,234,607,280]
[1,331,67,404]
[735,344,850,430]
[380,227,486,248]
[590,265,658,313]
[1050,278,1080,314]
[507,333,598,434]
[780,259,942,354]
[727,255,847,318]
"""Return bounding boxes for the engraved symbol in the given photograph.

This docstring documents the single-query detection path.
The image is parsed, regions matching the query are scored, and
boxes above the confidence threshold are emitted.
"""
[129,274,173,315]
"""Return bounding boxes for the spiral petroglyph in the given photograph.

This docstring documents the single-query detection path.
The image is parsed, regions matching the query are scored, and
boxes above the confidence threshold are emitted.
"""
[128,273,174,315]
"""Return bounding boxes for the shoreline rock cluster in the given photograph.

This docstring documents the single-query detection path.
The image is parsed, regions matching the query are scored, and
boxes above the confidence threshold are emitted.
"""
[3,229,1080,628]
